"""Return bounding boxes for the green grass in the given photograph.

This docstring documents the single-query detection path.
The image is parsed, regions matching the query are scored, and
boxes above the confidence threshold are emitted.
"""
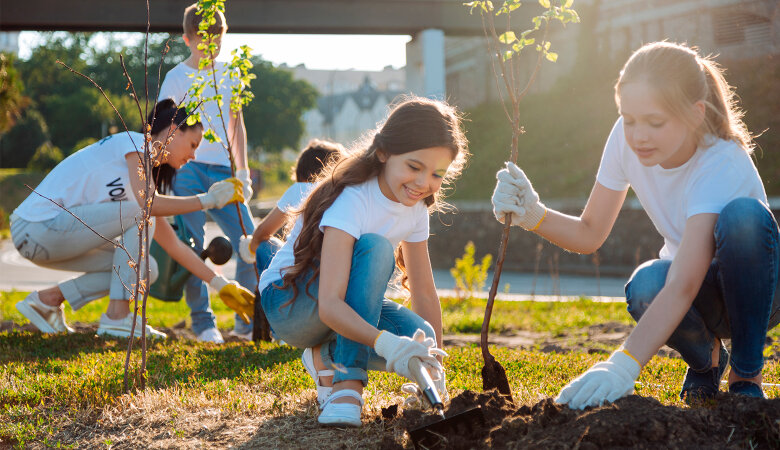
[440,296,633,335]
[2,291,780,447]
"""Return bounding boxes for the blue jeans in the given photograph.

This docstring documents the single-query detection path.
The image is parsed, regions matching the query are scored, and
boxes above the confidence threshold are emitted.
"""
[173,161,255,335]
[625,198,780,378]
[255,237,283,276]
[260,234,435,385]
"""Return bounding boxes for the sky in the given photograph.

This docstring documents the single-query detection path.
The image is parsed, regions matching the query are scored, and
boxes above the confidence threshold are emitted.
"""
[18,31,411,72]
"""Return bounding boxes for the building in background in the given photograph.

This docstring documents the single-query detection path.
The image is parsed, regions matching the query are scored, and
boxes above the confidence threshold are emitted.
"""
[284,64,405,148]
[0,32,20,54]
[444,0,779,110]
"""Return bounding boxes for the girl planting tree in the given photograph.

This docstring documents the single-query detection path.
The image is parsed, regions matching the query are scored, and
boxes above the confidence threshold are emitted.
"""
[12,99,253,339]
[492,41,778,407]
[258,97,469,426]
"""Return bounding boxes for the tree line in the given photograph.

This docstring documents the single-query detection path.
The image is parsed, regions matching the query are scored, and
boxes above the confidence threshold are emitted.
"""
[0,32,318,170]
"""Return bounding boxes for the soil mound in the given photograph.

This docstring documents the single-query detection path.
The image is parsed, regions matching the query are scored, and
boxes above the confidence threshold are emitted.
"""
[389,390,780,449]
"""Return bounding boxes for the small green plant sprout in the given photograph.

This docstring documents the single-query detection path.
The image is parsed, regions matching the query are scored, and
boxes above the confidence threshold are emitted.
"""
[450,241,493,299]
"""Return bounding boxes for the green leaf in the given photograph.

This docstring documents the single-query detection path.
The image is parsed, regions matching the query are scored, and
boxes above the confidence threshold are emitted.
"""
[532,16,542,29]
[545,51,558,62]
[539,0,550,8]
[203,129,221,143]
[502,50,513,61]
[564,0,573,7]
[498,31,517,44]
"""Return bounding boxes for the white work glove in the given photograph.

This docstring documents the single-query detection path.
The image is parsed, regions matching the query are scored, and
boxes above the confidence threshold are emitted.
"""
[197,179,243,210]
[236,169,253,201]
[238,235,255,264]
[402,371,449,409]
[491,161,547,230]
[374,329,446,381]
[555,350,641,410]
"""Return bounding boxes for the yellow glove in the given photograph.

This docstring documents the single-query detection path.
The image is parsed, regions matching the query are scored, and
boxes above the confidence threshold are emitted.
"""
[209,275,254,324]
[224,177,246,205]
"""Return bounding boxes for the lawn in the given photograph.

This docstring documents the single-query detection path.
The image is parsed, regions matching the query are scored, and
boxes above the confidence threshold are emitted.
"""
[1,290,779,448]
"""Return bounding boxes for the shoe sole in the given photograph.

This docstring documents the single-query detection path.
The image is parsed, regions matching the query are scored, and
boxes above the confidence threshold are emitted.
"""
[97,327,167,339]
[16,300,57,334]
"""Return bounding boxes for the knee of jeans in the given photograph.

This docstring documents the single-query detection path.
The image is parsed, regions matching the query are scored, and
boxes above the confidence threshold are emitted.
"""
[148,257,159,284]
[716,198,773,247]
[625,265,665,321]
[354,234,395,272]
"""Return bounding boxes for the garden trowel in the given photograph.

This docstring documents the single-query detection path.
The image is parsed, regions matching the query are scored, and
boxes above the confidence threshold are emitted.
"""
[406,357,485,449]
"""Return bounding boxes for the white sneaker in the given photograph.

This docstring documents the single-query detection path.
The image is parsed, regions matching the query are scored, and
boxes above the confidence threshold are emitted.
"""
[197,327,225,344]
[318,389,363,427]
[97,313,167,339]
[229,329,253,341]
[15,292,74,334]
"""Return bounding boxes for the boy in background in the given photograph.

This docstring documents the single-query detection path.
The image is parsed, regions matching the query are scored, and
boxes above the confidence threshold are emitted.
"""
[159,3,255,343]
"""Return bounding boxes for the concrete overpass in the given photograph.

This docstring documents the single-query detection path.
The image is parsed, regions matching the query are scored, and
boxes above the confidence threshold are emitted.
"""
[0,0,485,35]
[0,0,497,98]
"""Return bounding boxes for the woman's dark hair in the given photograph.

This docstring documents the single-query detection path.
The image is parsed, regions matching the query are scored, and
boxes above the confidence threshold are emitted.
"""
[147,98,203,193]
[295,139,345,182]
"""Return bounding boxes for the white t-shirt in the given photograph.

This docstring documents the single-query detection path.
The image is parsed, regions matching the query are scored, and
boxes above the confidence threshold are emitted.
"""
[14,132,142,222]
[277,182,314,213]
[257,177,430,293]
[596,118,767,259]
[159,61,239,167]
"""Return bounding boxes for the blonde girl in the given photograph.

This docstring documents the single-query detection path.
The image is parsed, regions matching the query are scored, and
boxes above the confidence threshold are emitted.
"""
[492,41,777,407]
[257,97,469,426]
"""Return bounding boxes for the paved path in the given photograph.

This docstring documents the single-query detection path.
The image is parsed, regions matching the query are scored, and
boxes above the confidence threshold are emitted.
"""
[0,222,627,302]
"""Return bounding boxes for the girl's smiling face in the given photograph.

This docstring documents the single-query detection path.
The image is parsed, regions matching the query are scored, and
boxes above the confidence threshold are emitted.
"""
[619,81,704,169]
[159,126,202,169]
[377,146,454,206]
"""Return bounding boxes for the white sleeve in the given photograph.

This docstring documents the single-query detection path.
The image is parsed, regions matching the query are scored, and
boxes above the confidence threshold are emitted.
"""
[404,206,430,243]
[319,188,365,240]
[595,118,630,191]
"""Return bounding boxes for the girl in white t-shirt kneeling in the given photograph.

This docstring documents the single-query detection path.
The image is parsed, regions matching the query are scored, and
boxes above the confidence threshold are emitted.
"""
[492,42,778,408]
[11,100,252,341]
[257,97,470,427]
[236,140,344,314]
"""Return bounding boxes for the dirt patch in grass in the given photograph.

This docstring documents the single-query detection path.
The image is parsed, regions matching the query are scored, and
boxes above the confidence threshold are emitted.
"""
[389,390,780,449]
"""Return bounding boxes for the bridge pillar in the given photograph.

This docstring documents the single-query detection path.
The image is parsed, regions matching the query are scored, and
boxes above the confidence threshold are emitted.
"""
[405,28,445,99]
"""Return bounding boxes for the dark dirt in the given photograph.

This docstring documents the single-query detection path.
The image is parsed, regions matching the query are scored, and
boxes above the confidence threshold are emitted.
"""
[384,389,780,449]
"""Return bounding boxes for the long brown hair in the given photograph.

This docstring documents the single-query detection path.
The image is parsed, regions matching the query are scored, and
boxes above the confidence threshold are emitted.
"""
[615,41,753,152]
[279,96,469,302]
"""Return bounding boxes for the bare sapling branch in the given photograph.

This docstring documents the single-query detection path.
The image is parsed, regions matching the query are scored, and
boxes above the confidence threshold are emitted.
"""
[464,0,580,398]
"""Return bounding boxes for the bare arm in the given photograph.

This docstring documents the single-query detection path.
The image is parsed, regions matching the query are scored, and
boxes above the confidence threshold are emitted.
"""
[153,218,215,283]
[126,153,202,216]
[317,227,382,346]
[249,207,288,253]
[623,213,717,364]
[401,240,443,349]
[229,110,248,171]
[535,182,627,254]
